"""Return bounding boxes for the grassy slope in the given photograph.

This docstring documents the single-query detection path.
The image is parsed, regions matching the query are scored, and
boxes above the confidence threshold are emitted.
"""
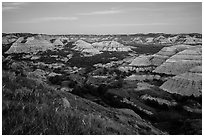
[2,70,164,135]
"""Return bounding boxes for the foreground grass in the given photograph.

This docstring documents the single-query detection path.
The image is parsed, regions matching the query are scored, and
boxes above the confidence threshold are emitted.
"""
[2,70,107,135]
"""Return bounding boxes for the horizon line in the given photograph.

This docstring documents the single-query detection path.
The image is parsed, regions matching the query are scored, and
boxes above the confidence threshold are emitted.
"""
[2,32,202,35]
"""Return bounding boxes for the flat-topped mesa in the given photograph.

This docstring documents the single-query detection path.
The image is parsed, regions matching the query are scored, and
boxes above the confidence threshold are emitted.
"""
[92,40,132,52]
[5,35,55,54]
[153,46,202,75]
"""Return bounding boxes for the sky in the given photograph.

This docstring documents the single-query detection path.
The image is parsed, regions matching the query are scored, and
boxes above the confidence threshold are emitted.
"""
[2,2,202,34]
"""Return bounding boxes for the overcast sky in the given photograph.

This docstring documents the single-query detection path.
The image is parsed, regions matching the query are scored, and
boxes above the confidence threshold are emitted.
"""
[2,2,202,34]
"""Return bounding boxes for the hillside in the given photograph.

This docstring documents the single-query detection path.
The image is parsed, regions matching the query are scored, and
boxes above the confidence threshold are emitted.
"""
[2,33,202,135]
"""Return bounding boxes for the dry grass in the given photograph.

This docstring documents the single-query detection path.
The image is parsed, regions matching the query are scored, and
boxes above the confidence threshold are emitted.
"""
[2,70,107,135]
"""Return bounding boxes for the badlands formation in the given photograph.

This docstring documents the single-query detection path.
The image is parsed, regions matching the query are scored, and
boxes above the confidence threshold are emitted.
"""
[2,33,202,135]
[154,46,202,96]
[127,44,202,97]
[160,69,202,97]
[5,35,55,54]
[3,33,202,97]
[72,40,102,56]
[92,40,132,51]
[72,40,132,56]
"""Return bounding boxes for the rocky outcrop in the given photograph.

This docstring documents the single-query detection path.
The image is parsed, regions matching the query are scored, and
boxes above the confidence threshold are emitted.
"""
[72,40,93,50]
[5,36,55,54]
[153,35,171,44]
[92,41,132,52]
[72,40,132,56]
[122,61,149,73]
[134,82,155,90]
[151,44,193,66]
[189,66,202,73]
[145,37,154,43]
[133,37,143,44]
[153,46,201,75]
[118,66,153,73]
[2,34,18,45]
[160,71,202,97]
[72,40,102,56]
[53,38,64,46]
[125,44,194,73]
[149,35,201,45]
[125,74,161,81]
[140,94,177,107]
[121,55,155,73]
[131,45,202,97]
[131,34,202,45]
[183,35,202,45]
[3,33,202,47]
[130,55,152,66]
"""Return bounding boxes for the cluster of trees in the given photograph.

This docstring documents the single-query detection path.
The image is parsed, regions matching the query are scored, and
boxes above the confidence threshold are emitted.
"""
[48,74,77,89]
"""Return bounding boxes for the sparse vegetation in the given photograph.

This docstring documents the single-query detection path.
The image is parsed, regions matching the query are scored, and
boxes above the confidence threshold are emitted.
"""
[2,71,114,135]
[2,33,202,135]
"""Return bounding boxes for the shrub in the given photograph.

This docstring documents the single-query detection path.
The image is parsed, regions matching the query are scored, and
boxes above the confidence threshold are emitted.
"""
[48,75,63,85]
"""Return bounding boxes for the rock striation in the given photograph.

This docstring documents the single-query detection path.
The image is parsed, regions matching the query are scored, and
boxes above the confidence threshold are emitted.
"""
[153,46,201,75]
[2,34,18,45]
[72,40,132,56]
[151,44,193,66]
[132,35,202,45]
[160,71,202,97]
[5,36,55,54]
[152,45,202,97]
[183,35,202,45]
[127,44,193,69]
[124,44,202,97]
[92,40,132,52]
[125,74,161,81]
[53,38,64,46]
[120,44,192,73]
[72,40,102,56]
[140,94,177,107]
[130,55,152,66]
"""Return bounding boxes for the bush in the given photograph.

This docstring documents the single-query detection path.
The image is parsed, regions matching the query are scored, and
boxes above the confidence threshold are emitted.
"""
[111,79,123,88]
[49,75,63,85]
[97,84,108,96]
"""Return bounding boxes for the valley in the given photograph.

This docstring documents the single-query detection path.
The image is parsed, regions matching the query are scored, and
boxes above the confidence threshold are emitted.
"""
[2,33,202,135]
